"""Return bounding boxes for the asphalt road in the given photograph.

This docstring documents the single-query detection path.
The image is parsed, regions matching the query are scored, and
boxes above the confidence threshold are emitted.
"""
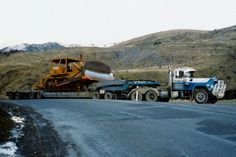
[9,99,236,157]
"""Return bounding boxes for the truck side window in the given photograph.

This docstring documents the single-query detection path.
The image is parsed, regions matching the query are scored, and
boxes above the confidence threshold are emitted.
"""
[190,72,194,78]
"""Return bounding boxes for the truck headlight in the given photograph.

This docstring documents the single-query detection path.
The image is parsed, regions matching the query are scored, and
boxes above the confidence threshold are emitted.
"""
[211,85,214,89]
[207,84,214,91]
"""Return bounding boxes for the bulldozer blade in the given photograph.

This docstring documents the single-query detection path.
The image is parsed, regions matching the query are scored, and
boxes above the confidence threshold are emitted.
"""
[84,61,111,74]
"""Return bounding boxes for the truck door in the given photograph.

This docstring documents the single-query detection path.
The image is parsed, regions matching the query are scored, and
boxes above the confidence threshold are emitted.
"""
[173,70,185,90]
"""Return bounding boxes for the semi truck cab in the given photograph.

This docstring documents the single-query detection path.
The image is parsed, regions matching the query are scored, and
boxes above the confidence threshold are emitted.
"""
[169,67,226,103]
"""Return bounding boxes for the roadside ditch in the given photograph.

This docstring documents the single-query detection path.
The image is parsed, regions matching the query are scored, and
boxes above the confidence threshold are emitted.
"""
[0,101,67,157]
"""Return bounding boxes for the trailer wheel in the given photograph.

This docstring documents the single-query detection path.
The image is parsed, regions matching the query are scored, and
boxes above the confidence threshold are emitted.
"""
[15,92,20,99]
[92,91,100,99]
[194,89,209,104]
[29,92,34,99]
[130,91,143,101]
[104,92,113,100]
[8,92,15,100]
[121,94,128,100]
[36,92,43,99]
[145,90,158,102]
[112,93,118,100]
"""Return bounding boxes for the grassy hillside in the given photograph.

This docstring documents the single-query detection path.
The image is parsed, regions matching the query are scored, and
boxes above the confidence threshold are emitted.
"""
[0,25,235,98]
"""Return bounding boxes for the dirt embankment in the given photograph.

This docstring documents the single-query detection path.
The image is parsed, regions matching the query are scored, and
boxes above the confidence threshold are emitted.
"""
[0,105,15,142]
[0,101,67,157]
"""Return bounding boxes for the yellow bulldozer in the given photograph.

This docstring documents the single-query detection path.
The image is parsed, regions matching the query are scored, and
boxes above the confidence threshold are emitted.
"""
[35,55,114,92]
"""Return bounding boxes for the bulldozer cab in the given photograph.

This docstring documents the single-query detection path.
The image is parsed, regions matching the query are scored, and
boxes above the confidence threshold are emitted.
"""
[49,58,83,76]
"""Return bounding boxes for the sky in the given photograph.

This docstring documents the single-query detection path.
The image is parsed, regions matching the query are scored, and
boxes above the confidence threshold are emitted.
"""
[0,0,235,47]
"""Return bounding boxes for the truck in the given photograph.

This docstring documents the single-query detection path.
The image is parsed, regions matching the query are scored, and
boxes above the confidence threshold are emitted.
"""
[168,67,226,103]
[93,67,226,104]
[6,56,226,104]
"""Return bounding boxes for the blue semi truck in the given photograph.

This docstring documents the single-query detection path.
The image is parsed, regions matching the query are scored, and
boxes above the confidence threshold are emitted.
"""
[7,65,226,104]
[92,67,226,104]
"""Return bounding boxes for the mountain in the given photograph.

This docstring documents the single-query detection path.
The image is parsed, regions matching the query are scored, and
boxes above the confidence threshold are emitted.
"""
[0,42,64,53]
[0,25,235,98]
[116,25,236,47]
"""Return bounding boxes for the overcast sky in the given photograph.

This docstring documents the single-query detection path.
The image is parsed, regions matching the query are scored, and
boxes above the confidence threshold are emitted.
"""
[0,0,235,47]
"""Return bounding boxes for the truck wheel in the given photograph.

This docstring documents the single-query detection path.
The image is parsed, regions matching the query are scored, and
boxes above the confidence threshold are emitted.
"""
[194,89,209,104]
[15,92,20,99]
[130,91,143,101]
[104,92,113,100]
[92,92,100,99]
[145,90,158,102]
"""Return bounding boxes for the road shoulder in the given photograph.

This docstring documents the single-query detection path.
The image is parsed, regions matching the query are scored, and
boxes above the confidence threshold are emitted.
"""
[0,101,68,157]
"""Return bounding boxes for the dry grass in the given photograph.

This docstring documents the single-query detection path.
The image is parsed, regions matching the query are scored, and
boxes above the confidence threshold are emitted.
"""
[0,26,235,98]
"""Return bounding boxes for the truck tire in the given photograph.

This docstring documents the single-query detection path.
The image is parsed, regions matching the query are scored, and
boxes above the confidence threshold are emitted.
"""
[145,90,158,102]
[130,91,143,101]
[194,89,209,104]
[15,92,20,99]
[104,92,113,100]
[92,91,100,99]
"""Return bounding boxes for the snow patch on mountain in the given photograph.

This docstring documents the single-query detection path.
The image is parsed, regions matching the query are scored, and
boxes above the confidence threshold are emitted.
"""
[0,42,64,53]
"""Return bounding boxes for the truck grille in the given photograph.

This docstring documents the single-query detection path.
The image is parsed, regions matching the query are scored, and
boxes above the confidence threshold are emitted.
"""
[212,80,226,98]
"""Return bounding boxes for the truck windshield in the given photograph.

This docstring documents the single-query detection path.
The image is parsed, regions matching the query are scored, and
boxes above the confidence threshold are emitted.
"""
[185,71,195,78]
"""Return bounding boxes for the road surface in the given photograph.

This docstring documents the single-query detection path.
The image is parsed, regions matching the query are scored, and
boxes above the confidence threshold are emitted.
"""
[9,99,236,157]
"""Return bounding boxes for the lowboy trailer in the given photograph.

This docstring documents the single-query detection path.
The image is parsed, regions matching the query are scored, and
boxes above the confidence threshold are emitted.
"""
[93,67,226,104]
